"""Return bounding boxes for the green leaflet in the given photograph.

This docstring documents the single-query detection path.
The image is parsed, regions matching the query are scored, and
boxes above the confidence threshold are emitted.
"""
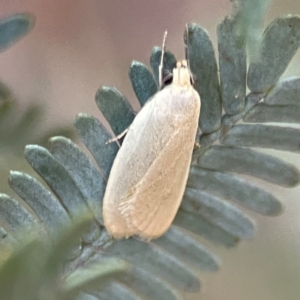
[0,13,34,52]
[1,2,300,300]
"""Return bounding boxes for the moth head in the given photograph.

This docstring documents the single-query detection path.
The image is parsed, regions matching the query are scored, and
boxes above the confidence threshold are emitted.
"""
[172,60,192,87]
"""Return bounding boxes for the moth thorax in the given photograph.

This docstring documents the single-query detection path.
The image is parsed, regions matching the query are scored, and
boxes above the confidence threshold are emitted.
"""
[172,60,191,87]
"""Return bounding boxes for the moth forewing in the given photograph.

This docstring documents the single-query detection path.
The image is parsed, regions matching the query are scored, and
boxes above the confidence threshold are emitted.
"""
[103,61,201,240]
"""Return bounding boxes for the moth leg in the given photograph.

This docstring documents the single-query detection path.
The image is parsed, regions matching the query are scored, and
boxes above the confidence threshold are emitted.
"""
[194,142,201,150]
[105,128,129,145]
[159,71,173,90]
[136,235,152,243]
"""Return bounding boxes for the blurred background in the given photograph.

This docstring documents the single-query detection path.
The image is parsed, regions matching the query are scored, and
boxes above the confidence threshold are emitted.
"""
[0,1,299,299]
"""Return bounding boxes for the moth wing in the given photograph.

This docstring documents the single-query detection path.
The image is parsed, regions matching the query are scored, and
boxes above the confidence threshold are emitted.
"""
[118,121,195,239]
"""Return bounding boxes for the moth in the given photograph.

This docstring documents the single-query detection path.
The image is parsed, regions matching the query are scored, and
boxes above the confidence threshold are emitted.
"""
[103,31,201,240]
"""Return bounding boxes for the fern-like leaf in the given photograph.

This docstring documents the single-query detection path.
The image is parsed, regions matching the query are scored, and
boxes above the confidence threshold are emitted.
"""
[1,6,300,300]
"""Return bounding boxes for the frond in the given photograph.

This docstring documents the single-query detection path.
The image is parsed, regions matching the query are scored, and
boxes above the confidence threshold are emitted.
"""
[1,5,300,300]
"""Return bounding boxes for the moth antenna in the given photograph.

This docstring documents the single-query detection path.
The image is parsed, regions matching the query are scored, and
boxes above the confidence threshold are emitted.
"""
[184,24,194,85]
[159,31,168,87]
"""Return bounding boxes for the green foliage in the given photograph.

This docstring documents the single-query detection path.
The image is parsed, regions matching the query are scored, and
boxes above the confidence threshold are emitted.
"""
[232,0,270,60]
[0,217,129,300]
[1,3,300,300]
[0,13,35,53]
[0,13,74,154]
[0,98,74,153]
